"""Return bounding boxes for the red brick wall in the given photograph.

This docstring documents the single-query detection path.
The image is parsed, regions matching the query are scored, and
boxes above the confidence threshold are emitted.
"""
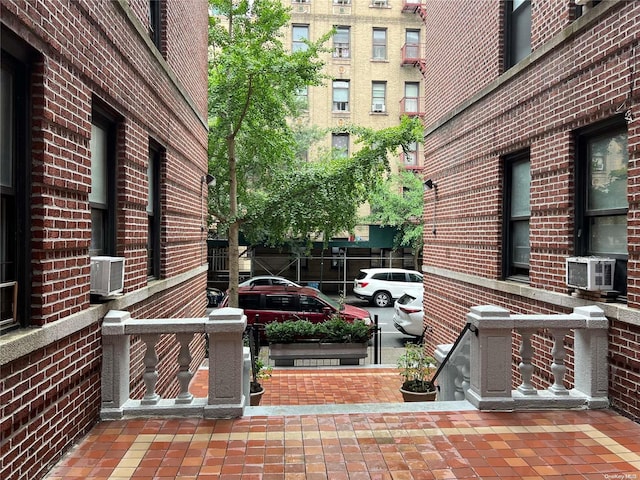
[1,326,102,480]
[1,1,209,479]
[421,1,640,420]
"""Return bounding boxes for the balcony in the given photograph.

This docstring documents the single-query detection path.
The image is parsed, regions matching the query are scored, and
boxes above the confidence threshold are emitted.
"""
[401,0,426,20]
[400,152,422,171]
[401,43,426,74]
[399,96,424,117]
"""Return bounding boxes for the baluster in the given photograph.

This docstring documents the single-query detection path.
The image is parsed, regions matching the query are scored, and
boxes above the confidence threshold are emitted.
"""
[454,361,465,400]
[141,334,160,404]
[453,341,471,401]
[517,329,536,395]
[548,329,569,395]
[176,333,194,404]
[461,360,470,398]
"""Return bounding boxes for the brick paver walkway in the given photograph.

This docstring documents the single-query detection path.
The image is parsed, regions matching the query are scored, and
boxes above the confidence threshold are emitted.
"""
[45,366,640,480]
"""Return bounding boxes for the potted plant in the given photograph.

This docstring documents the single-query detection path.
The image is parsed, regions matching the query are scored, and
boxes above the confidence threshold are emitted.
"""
[247,325,272,406]
[249,356,272,406]
[397,342,437,402]
[265,317,373,366]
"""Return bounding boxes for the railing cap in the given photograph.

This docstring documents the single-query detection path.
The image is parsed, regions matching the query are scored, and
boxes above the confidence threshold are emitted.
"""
[206,307,247,333]
[102,310,131,335]
[467,305,511,327]
[573,305,608,328]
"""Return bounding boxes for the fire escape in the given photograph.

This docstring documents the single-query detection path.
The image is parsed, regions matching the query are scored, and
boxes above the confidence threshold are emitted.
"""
[399,0,427,172]
[400,0,427,75]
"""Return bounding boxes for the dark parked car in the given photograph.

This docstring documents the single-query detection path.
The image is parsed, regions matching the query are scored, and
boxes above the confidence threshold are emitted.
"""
[207,288,225,307]
[219,285,371,327]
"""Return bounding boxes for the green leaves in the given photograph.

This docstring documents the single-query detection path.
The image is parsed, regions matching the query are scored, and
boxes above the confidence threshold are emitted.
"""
[366,164,424,259]
[264,318,373,344]
[207,0,424,286]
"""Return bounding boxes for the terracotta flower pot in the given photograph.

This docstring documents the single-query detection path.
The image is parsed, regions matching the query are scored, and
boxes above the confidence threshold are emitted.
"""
[400,387,437,402]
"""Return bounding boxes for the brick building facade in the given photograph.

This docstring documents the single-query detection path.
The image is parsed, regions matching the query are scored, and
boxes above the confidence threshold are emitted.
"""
[1,1,209,478]
[419,0,640,420]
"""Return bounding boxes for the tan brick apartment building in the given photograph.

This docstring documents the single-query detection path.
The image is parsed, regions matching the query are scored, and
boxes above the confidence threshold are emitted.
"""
[0,1,209,478]
[217,0,426,288]
[418,0,640,420]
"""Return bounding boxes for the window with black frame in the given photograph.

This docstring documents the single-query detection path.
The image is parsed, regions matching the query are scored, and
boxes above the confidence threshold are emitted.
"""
[504,0,532,69]
[503,151,531,280]
[575,121,628,295]
[90,110,117,258]
[1,33,33,333]
[149,0,164,53]
[147,143,162,279]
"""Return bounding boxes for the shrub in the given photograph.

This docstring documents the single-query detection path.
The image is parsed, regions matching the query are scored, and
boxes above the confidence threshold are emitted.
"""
[265,317,372,344]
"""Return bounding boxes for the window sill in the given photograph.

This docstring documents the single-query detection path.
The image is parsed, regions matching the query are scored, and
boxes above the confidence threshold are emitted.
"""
[506,274,529,284]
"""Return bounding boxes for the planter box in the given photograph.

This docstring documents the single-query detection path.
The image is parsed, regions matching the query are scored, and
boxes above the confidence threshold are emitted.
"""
[269,342,369,366]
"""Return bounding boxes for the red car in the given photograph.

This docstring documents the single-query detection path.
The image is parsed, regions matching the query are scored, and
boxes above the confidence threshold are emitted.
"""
[219,285,371,326]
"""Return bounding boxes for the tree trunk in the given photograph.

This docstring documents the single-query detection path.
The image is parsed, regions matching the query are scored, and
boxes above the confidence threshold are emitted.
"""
[227,134,239,308]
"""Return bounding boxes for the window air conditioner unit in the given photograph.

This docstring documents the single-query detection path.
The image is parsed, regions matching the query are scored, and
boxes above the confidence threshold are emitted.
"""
[372,103,385,112]
[90,256,125,296]
[566,257,615,291]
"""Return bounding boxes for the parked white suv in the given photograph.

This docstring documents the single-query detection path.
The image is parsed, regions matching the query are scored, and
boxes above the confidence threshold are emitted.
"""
[353,268,423,307]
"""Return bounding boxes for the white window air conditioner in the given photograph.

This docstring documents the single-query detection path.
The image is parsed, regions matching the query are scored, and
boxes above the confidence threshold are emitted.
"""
[372,103,385,112]
[90,256,125,296]
[566,257,615,291]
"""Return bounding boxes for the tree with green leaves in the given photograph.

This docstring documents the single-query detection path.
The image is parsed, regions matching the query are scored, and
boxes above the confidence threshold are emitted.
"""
[207,0,423,306]
[208,0,329,306]
[366,169,424,270]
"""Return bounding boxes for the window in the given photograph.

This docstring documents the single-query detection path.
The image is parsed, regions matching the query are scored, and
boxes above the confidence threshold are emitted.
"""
[147,142,162,279]
[333,26,350,58]
[299,295,325,313]
[372,28,387,60]
[503,151,531,279]
[332,80,350,111]
[295,86,308,110]
[149,0,164,53]
[575,120,628,294]
[90,109,117,257]
[238,293,261,310]
[1,40,31,333]
[332,133,349,157]
[504,0,531,68]
[265,294,297,311]
[403,82,420,114]
[292,24,309,52]
[404,29,420,59]
[403,142,418,166]
[371,82,386,112]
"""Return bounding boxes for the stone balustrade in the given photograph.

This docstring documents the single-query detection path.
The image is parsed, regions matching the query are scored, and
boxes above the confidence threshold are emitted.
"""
[101,308,249,420]
[457,304,609,410]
